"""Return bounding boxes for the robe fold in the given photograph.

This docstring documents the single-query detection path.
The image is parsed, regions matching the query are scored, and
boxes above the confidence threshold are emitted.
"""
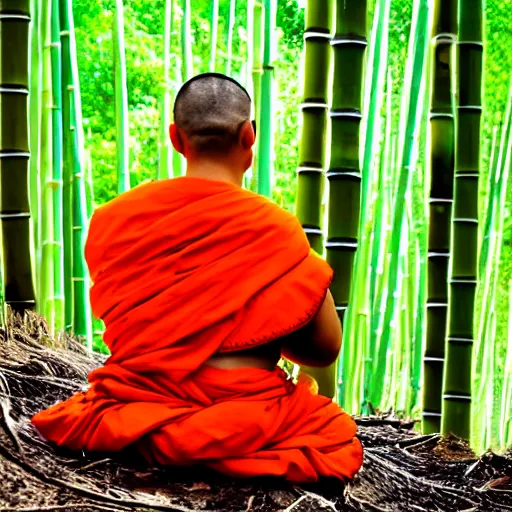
[32,177,363,483]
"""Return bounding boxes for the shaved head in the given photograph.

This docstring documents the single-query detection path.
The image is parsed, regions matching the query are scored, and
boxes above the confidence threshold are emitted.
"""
[173,75,252,154]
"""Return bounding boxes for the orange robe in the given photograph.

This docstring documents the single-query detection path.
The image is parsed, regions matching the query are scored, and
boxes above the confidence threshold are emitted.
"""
[32,177,363,483]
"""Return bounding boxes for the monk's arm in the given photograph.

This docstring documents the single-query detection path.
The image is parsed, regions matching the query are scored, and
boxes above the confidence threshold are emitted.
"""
[280,290,342,367]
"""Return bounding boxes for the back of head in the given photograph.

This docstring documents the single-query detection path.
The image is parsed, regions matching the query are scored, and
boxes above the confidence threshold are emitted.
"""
[173,74,251,155]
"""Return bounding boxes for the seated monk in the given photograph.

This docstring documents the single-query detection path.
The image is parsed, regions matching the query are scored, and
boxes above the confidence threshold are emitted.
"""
[32,73,363,483]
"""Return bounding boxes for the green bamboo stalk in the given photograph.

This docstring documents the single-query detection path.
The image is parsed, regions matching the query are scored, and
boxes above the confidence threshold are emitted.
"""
[209,0,219,72]
[356,0,390,410]
[181,0,193,80]
[442,0,484,440]
[363,79,392,410]
[257,0,276,198]
[113,0,130,194]
[382,211,410,412]
[294,0,334,397]
[59,0,74,332]
[358,112,394,411]
[500,280,512,448]
[326,0,368,402]
[246,0,255,100]
[473,113,509,448]
[39,0,55,327]
[478,125,501,282]
[50,0,65,332]
[481,289,496,450]
[84,145,94,217]
[29,0,41,304]
[0,0,36,314]
[405,71,430,414]
[422,0,457,434]
[159,0,173,180]
[359,0,390,240]
[61,0,93,350]
[325,0,368,404]
[409,222,426,415]
[370,0,429,409]
[250,0,263,191]
[226,0,236,76]
[399,200,413,412]
[295,0,332,255]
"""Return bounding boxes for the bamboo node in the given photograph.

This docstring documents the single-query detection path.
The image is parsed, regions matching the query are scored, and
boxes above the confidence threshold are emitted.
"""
[443,394,472,402]
[0,14,30,21]
[303,31,331,41]
[296,166,324,175]
[432,34,457,43]
[0,86,29,95]
[0,212,30,219]
[330,36,368,47]
[300,102,328,110]
[0,151,30,159]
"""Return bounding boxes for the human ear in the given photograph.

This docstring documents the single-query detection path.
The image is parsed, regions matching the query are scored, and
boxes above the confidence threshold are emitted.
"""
[239,120,255,150]
[169,124,185,155]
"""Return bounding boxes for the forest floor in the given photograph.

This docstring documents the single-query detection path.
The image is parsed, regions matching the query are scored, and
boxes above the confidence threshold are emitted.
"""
[0,312,511,512]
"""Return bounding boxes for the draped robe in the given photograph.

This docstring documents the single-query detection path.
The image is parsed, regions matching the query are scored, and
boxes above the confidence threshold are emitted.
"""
[32,177,363,483]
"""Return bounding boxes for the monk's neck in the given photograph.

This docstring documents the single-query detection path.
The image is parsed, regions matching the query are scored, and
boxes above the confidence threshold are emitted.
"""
[185,158,244,187]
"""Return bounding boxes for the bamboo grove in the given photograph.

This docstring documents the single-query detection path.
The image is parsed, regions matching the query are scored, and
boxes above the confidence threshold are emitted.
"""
[1,0,511,451]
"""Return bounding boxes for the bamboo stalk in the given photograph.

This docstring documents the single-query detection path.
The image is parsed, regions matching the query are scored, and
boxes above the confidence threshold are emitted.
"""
[159,0,173,180]
[61,0,93,350]
[500,280,512,447]
[363,75,392,411]
[113,0,130,194]
[327,0,368,402]
[226,0,236,76]
[249,0,264,191]
[181,0,193,80]
[39,0,55,327]
[295,0,332,255]
[246,0,255,99]
[59,0,74,332]
[51,0,65,332]
[294,0,334,397]
[354,0,390,411]
[422,0,457,435]
[478,125,501,282]
[257,0,276,198]
[442,0,484,440]
[29,0,41,304]
[0,0,37,314]
[84,145,94,217]
[360,0,390,240]
[410,222,426,415]
[209,0,219,72]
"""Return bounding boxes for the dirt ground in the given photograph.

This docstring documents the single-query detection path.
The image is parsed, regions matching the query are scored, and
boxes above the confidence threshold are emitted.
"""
[0,312,511,511]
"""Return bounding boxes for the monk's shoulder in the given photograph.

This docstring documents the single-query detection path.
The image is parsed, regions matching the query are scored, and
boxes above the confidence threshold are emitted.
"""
[241,188,301,227]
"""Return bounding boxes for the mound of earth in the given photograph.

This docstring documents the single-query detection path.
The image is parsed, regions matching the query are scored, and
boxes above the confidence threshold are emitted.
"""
[0,310,510,511]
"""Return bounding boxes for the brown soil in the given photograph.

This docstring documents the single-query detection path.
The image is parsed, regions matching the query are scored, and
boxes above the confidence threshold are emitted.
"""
[0,311,511,511]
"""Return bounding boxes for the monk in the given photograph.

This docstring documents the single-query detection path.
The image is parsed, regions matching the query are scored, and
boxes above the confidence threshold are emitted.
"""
[32,73,363,483]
